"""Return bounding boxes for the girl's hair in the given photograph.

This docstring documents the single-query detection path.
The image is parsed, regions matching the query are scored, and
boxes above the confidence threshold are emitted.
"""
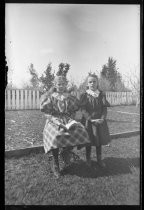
[88,72,99,81]
[46,76,73,95]
[47,86,57,94]
[53,75,67,85]
[48,86,73,94]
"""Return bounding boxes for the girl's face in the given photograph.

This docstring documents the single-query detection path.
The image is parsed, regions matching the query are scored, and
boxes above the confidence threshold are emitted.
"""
[55,81,67,93]
[87,76,98,91]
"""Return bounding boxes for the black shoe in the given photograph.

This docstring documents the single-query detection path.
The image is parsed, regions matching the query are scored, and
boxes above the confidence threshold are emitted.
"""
[70,151,80,162]
[86,159,92,167]
[61,151,71,167]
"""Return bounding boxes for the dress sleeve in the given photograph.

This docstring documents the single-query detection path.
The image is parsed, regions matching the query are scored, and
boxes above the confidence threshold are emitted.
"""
[79,93,88,109]
[79,93,91,120]
[100,92,108,119]
[101,92,110,107]
[40,92,53,114]
[68,95,80,112]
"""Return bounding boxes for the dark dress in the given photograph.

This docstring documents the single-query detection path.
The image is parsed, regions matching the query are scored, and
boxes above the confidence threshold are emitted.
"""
[79,90,111,147]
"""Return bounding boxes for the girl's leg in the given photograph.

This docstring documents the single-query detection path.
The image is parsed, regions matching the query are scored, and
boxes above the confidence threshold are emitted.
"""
[61,147,71,167]
[86,145,92,166]
[96,145,105,168]
[51,148,60,178]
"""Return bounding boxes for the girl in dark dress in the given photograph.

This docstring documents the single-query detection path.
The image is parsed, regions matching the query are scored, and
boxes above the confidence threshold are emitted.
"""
[79,73,111,168]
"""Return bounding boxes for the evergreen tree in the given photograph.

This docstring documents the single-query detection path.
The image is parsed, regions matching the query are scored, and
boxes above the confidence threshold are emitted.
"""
[100,57,126,91]
[101,64,109,78]
[28,64,39,88]
[39,63,54,91]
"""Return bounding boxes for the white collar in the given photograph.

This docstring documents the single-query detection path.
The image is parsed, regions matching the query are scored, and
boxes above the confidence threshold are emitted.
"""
[86,89,100,98]
[51,92,69,101]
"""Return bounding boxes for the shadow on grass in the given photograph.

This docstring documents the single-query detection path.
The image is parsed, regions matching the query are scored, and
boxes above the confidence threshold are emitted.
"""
[61,157,140,178]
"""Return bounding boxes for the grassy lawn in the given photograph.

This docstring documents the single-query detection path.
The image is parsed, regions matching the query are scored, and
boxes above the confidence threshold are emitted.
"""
[5,135,140,205]
[108,105,140,114]
[5,105,140,150]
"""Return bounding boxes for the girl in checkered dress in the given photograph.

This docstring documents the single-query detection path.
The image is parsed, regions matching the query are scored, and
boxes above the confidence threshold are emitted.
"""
[78,73,111,168]
[40,75,89,178]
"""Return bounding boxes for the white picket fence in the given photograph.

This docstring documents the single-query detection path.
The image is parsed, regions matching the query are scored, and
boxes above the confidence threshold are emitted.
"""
[5,89,137,110]
[5,89,40,110]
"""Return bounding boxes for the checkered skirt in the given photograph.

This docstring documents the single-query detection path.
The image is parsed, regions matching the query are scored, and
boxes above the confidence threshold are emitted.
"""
[43,119,90,153]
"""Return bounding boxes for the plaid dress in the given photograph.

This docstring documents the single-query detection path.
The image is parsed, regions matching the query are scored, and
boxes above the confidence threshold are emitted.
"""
[40,91,90,153]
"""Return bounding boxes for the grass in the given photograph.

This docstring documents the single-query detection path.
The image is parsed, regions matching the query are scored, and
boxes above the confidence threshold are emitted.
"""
[5,135,140,205]
[5,105,140,150]
[108,105,140,114]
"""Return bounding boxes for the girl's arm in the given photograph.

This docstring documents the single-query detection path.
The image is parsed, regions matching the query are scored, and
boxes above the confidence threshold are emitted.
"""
[40,93,63,127]
[40,92,53,114]
[79,93,91,120]
[101,106,107,120]
[67,95,80,120]
[100,92,108,120]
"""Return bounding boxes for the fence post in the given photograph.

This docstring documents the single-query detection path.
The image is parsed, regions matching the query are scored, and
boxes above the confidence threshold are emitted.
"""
[24,90,27,109]
[12,90,16,110]
[20,90,23,110]
[32,90,36,109]
[16,90,19,110]
[112,92,114,105]
[28,90,32,109]
[125,92,127,105]
[37,90,40,109]
[122,92,124,105]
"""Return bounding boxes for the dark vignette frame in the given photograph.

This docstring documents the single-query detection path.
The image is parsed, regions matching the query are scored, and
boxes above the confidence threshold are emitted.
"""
[3,0,143,210]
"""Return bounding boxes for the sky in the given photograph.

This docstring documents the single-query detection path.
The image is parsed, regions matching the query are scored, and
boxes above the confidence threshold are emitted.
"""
[5,4,140,88]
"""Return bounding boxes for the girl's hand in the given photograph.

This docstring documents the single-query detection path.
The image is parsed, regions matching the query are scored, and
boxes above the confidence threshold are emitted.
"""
[81,110,91,120]
[91,119,104,125]
[74,110,83,121]
[59,123,68,131]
